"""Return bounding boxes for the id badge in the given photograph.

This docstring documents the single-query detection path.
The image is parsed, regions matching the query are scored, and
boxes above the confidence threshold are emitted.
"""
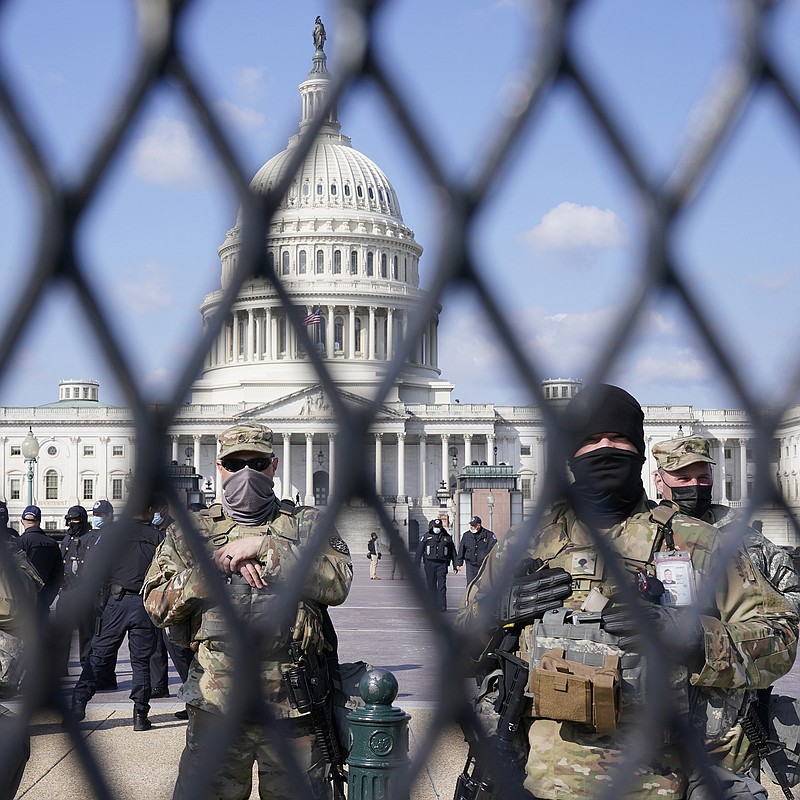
[654,551,696,607]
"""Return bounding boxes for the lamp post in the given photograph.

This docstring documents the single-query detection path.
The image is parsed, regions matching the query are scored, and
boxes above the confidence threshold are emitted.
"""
[21,427,40,506]
[486,492,495,532]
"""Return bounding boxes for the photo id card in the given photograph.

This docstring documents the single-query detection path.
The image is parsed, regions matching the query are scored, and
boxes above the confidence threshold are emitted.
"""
[654,550,697,607]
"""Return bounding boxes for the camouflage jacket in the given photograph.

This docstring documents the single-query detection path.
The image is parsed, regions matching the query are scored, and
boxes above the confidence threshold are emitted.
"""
[457,497,798,800]
[703,504,800,615]
[142,502,353,717]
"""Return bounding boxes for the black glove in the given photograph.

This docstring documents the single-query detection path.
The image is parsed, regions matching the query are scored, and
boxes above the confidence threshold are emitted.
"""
[601,603,704,658]
[497,561,572,625]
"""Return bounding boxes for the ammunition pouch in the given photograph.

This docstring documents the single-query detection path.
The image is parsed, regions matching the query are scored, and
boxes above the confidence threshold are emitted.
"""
[531,647,620,734]
[198,574,289,655]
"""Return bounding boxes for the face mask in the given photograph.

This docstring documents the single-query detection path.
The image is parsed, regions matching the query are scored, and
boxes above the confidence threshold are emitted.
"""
[151,512,163,527]
[91,516,105,529]
[68,521,83,533]
[569,447,645,526]
[668,484,713,518]
[222,467,277,525]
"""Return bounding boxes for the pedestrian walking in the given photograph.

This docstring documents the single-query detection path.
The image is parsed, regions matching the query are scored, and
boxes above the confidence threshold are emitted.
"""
[18,505,63,618]
[454,515,496,585]
[416,519,457,611]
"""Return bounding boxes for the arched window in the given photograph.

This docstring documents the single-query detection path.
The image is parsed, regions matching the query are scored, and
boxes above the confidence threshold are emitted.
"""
[356,185,363,199]
[299,250,307,274]
[282,251,290,275]
[333,250,341,274]
[238,319,245,354]
[380,254,387,278]
[45,469,58,500]
[367,253,374,277]
[392,256,398,280]
[344,184,351,197]
[330,183,337,196]
[368,187,374,201]
[316,182,323,196]
[355,317,362,352]
[334,316,344,352]
[302,182,310,197]
[316,250,324,274]
[350,250,358,274]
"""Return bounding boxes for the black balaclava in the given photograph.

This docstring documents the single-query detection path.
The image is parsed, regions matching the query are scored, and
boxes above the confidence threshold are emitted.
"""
[564,384,646,526]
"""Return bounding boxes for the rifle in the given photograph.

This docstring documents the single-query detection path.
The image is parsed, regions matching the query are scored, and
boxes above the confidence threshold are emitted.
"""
[741,700,794,800]
[283,641,347,799]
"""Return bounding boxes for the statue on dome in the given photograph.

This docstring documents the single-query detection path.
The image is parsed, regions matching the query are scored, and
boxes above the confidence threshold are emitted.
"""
[313,16,326,51]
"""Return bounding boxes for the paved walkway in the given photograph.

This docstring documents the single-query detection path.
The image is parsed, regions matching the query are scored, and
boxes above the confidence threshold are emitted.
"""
[12,558,795,798]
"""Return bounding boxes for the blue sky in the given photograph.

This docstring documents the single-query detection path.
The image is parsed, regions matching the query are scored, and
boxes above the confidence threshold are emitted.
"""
[1,1,800,411]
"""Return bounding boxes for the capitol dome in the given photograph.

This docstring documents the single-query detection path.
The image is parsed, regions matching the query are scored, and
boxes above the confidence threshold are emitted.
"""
[193,22,449,408]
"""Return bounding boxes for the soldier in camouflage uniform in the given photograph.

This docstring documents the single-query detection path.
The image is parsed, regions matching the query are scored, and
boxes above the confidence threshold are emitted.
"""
[457,385,798,799]
[653,435,800,787]
[143,423,353,800]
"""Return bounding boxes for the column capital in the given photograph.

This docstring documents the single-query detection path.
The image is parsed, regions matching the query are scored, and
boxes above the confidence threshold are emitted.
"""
[374,432,383,441]
[738,438,749,447]
[397,432,406,442]
[327,432,337,441]
[305,432,314,442]
[193,434,202,442]
[440,434,449,444]
[463,433,472,442]
[282,432,291,442]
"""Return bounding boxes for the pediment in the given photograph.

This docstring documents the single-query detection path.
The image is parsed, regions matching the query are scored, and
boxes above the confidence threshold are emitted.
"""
[234,387,406,421]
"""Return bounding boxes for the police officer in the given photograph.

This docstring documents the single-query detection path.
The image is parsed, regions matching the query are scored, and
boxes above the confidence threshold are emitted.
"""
[457,384,798,799]
[56,504,100,675]
[70,495,162,731]
[18,505,62,618]
[143,423,353,798]
[455,515,496,585]
[416,518,457,611]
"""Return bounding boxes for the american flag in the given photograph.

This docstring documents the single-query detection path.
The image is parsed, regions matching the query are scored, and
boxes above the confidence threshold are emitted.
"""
[304,306,322,325]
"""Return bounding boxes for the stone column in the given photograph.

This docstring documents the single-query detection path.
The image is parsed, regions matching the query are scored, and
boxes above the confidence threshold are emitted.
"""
[440,434,449,485]
[328,433,336,498]
[739,438,749,502]
[266,307,274,360]
[255,312,262,360]
[326,305,335,359]
[369,306,376,360]
[99,436,109,499]
[716,439,727,503]
[246,310,254,360]
[193,435,201,474]
[375,433,383,495]
[232,312,240,362]
[464,434,472,467]
[488,433,496,466]
[397,432,405,497]
[419,434,427,501]
[386,308,394,361]
[171,437,179,465]
[282,433,291,500]
[348,306,356,359]
[305,433,314,505]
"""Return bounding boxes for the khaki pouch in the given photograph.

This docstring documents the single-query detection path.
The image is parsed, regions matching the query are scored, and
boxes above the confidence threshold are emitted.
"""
[530,647,621,734]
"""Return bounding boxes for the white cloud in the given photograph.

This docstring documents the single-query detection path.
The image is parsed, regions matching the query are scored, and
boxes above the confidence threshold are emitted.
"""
[132,117,208,186]
[522,202,628,252]
[214,98,265,132]
[113,262,172,314]
[234,66,266,98]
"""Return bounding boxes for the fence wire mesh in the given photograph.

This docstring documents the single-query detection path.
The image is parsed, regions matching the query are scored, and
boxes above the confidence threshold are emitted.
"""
[1,0,799,798]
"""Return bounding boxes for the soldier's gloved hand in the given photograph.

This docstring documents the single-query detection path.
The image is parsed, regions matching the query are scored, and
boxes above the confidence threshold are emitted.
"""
[498,562,572,626]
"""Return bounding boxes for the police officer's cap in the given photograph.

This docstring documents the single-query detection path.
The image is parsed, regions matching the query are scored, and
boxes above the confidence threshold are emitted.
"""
[218,423,275,459]
[652,436,715,473]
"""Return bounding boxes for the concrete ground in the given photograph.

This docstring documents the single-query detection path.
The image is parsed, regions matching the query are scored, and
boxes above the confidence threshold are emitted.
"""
[12,558,797,798]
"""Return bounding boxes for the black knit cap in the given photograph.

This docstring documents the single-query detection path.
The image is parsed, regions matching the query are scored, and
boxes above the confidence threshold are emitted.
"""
[563,384,645,457]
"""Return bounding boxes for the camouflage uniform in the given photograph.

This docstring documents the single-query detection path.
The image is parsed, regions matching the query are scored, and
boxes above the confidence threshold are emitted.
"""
[457,497,798,799]
[143,424,353,800]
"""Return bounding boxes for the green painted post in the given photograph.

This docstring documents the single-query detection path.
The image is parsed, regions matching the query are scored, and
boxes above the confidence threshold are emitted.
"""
[347,668,410,800]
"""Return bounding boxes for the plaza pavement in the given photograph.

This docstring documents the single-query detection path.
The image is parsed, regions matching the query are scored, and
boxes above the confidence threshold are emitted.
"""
[13,557,797,798]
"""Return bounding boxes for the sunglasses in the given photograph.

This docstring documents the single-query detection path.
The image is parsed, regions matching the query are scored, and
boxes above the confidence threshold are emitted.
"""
[220,457,273,473]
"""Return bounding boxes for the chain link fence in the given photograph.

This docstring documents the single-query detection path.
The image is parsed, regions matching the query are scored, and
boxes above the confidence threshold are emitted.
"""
[1,0,799,797]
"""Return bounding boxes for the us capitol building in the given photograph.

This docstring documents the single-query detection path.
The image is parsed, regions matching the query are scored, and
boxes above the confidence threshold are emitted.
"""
[3,30,799,549]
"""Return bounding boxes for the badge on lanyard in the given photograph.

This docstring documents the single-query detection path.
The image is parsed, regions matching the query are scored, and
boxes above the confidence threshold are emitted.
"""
[654,550,696,607]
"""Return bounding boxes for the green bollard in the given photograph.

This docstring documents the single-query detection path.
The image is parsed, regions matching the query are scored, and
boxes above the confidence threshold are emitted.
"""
[347,668,410,800]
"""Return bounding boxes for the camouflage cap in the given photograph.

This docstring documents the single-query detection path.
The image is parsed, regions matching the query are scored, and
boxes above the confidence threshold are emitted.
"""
[218,423,274,459]
[652,436,715,472]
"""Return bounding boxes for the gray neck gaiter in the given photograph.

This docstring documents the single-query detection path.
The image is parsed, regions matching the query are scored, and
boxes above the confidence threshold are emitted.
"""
[222,468,277,525]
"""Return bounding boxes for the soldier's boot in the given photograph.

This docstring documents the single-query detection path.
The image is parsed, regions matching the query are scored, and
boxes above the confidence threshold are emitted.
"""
[133,712,151,731]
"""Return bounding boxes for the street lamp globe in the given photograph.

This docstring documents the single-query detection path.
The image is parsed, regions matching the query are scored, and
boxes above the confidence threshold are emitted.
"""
[21,428,40,461]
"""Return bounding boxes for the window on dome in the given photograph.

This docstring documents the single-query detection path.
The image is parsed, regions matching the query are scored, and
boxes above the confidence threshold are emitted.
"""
[344,184,351,197]
[380,254,387,278]
[350,251,358,274]
[378,189,384,204]
[302,182,310,197]
[334,317,344,352]
[333,250,341,274]
[299,250,307,274]
[367,253,374,277]
[330,184,337,196]
[316,183,323,196]
[316,250,324,274]
[356,185,363,198]
[282,251,290,275]
[354,317,362,352]
[392,256,398,280]
[403,257,407,281]
[368,187,374,201]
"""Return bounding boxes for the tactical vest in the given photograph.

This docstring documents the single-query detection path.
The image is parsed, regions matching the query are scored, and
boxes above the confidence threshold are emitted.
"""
[424,532,451,562]
[194,503,302,656]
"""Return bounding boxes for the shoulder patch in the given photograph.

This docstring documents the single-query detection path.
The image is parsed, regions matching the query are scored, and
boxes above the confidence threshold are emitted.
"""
[329,535,350,555]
